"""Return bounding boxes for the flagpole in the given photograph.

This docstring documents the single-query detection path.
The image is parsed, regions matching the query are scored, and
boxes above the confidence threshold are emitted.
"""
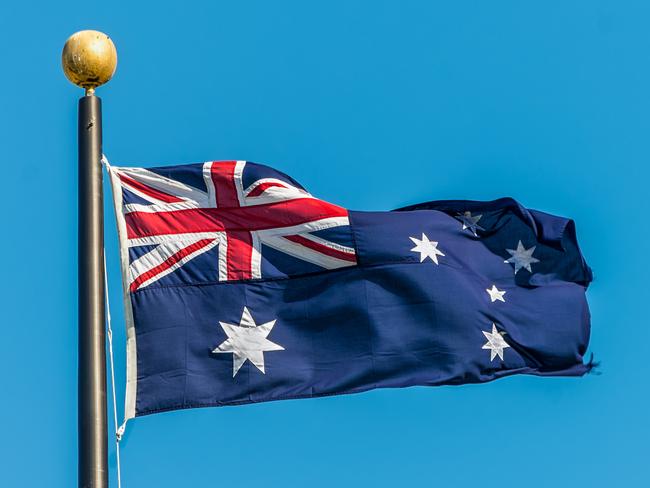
[63,30,117,488]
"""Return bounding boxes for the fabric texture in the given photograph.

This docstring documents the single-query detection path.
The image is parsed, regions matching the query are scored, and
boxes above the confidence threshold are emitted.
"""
[108,161,592,418]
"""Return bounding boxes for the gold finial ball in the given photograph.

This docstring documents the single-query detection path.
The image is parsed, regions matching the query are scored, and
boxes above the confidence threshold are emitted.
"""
[62,30,117,92]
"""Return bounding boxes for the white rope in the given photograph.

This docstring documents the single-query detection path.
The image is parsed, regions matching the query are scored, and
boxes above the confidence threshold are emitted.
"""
[102,154,128,439]
[104,255,123,488]
[103,156,123,488]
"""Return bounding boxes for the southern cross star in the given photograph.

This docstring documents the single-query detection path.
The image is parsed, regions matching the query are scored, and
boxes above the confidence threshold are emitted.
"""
[505,240,539,274]
[456,211,484,236]
[482,323,510,361]
[409,233,445,264]
[486,284,506,303]
[213,307,284,377]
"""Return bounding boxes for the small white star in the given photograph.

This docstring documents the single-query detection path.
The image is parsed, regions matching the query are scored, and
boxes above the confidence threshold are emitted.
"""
[456,211,484,236]
[213,307,284,377]
[505,240,540,274]
[482,323,510,361]
[409,233,445,264]
[486,285,506,303]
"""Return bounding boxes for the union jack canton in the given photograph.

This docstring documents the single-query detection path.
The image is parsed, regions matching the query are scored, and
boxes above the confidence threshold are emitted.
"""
[109,160,357,291]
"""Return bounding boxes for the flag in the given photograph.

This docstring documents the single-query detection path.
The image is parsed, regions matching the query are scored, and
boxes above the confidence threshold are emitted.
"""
[108,160,593,420]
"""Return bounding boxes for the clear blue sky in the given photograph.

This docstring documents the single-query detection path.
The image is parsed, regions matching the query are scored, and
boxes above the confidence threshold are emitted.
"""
[1,1,647,486]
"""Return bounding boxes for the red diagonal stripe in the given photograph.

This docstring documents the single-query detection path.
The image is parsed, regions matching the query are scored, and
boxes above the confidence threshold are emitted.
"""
[283,234,357,262]
[247,181,289,197]
[125,198,348,239]
[119,173,183,203]
[129,239,215,292]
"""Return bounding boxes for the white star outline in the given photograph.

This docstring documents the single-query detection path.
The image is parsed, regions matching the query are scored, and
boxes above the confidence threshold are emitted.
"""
[409,233,445,264]
[505,240,540,274]
[482,323,510,362]
[212,307,285,377]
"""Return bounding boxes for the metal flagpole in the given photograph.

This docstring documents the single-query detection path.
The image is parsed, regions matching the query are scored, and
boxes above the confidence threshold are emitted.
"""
[62,30,117,488]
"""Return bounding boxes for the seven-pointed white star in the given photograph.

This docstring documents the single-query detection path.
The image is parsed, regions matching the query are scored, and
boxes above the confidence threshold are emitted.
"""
[486,284,506,303]
[456,211,484,236]
[409,233,445,264]
[482,323,510,361]
[213,307,284,377]
[505,240,540,274]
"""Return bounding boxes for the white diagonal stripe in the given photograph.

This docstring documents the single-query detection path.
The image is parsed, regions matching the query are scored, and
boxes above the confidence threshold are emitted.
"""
[118,179,173,206]
[128,232,224,247]
[129,238,219,290]
[262,235,355,269]
[256,216,351,239]
[116,166,209,205]
[242,178,311,206]
[293,232,355,255]
[123,201,201,214]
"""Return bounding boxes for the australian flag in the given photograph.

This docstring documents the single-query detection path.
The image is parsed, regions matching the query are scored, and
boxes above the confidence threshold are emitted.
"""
[108,160,593,420]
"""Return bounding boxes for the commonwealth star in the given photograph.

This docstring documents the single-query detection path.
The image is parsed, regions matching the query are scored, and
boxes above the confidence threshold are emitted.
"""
[213,307,284,377]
